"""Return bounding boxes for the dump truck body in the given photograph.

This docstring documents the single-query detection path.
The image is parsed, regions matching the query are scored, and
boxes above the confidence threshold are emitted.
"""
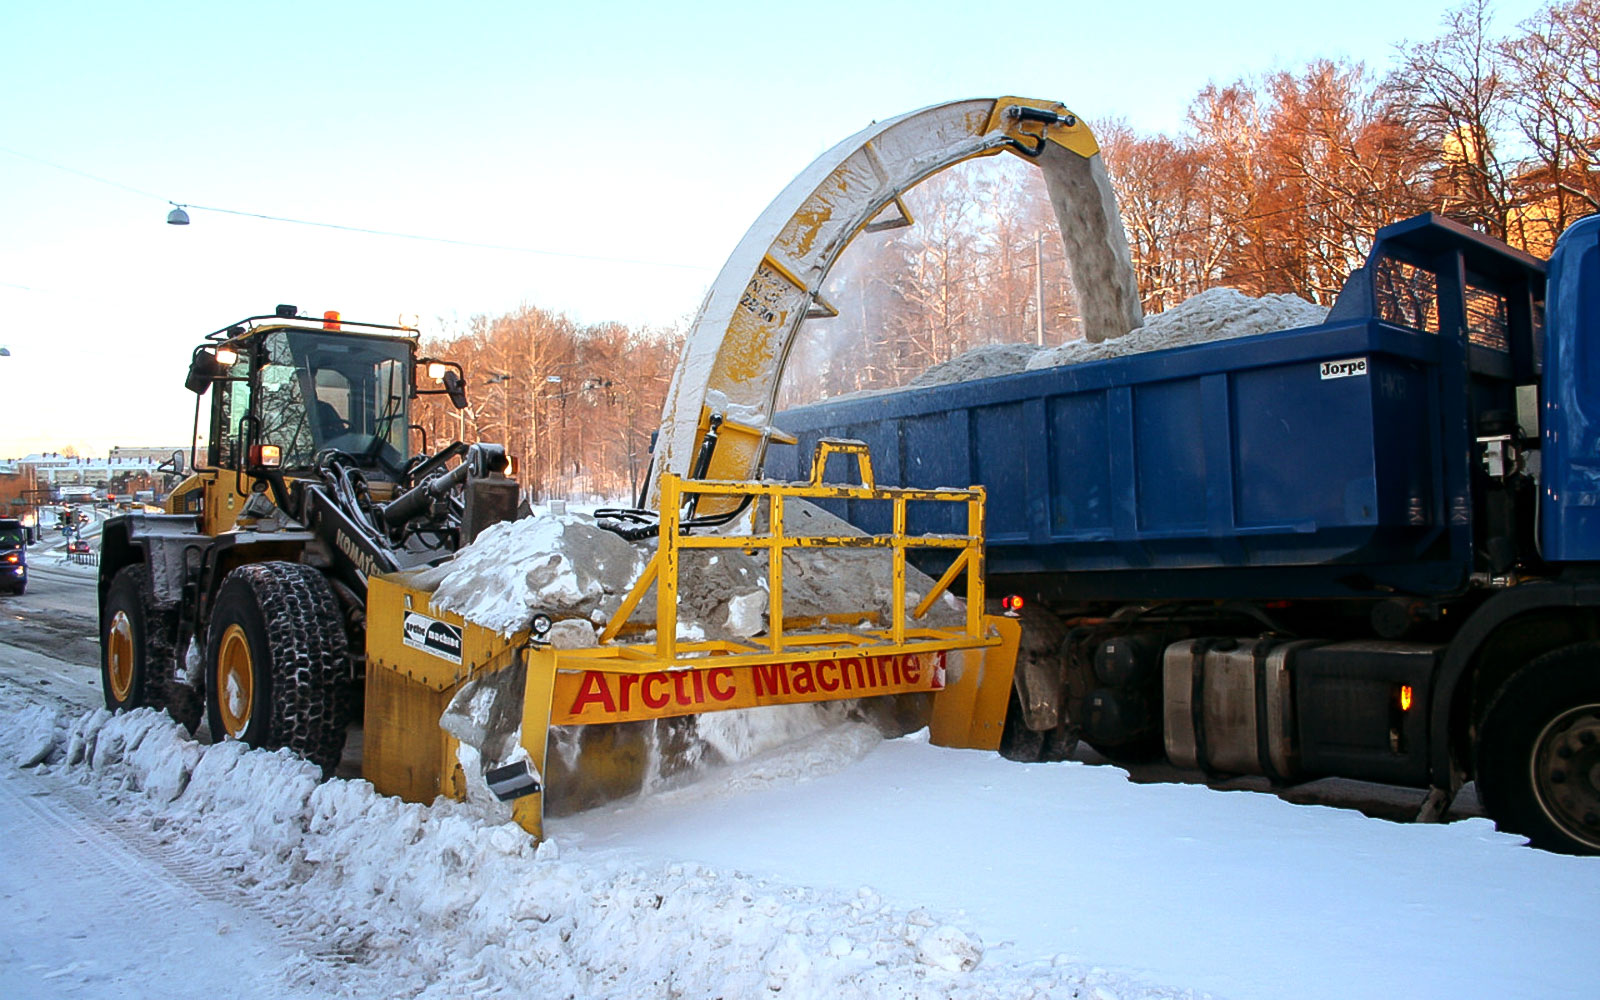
[770,213,1600,855]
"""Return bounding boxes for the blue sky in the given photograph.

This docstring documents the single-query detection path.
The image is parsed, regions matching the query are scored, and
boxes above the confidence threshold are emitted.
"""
[0,0,1551,455]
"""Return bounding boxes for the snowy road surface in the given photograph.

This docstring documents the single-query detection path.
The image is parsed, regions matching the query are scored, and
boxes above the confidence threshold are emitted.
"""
[2,614,1597,998]
[0,766,333,999]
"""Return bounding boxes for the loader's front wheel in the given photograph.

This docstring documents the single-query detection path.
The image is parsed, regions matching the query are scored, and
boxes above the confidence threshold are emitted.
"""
[204,562,352,774]
[101,566,176,717]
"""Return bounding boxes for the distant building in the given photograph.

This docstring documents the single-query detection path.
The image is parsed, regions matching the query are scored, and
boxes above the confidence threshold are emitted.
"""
[0,460,39,520]
[10,450,186,501]
[109,445,189,464]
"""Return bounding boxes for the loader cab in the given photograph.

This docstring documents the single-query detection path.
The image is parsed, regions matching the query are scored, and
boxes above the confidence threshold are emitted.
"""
[180,308,440,535]
[205,326,415,479]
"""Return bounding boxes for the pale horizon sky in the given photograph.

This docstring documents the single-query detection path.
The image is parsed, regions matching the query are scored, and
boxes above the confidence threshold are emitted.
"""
[1,0,1551,457]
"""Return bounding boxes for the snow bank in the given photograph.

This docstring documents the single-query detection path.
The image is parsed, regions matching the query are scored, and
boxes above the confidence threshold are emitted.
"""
[3,698,1198,1000]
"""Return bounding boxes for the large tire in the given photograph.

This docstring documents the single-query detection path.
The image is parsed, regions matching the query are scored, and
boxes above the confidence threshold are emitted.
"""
[1476,644,1600,855]
[204,562,353,774]
[101,566,177,716]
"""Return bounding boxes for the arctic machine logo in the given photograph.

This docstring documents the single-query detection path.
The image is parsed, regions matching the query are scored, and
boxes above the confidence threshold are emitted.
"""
[402,611,464,665]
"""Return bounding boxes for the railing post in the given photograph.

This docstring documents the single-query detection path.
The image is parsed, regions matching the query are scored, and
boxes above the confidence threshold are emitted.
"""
[657,475,681,660]
[892,496,907,645]
[768,493,785,653]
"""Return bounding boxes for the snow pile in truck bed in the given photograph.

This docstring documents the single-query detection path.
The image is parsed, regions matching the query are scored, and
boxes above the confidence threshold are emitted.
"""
[903,342,1045,388]
[1023,287,1328,370]
[819,287,1327,400]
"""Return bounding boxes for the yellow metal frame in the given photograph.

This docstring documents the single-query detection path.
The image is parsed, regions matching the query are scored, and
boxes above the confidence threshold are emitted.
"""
[362,441,1019,840]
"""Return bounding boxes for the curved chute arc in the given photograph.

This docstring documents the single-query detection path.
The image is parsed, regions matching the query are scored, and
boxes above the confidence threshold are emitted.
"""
[646,96,1142,507]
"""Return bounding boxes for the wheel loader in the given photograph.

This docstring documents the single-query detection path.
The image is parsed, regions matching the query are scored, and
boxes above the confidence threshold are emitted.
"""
[98,305,520,771]
[98,97,1118,839]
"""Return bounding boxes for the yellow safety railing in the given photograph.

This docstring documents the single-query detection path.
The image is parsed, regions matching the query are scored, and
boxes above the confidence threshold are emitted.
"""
[595,439,990,671]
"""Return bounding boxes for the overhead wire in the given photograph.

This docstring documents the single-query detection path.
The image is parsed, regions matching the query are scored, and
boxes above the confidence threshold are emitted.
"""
[0,145,718,273]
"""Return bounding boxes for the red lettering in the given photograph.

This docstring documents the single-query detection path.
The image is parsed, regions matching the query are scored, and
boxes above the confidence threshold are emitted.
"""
[904,656,920,685]
[817,661,840,692]
[692,670,705,703]
[841,657,862,690]
[642,673,671,710]
[753,663,788,697]
[618,673,640,711]
[864,656,882,687]
[673,672,693,704]
[792,662,817,695]
[707,667,736,701]
[570,672,616,715]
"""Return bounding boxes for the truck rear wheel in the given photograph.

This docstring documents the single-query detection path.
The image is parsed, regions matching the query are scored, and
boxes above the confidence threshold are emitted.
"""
[1476,644,1600,855]
[101,566,176,716]
[204,562,352,774]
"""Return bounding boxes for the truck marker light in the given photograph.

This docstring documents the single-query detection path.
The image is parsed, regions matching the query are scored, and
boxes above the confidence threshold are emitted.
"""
[427,362,448,381]
[214,346,239,366]
[323,310,342,330]
[1399,684,1414,712]
[4,554,16,563]
[1002,594,1024,615]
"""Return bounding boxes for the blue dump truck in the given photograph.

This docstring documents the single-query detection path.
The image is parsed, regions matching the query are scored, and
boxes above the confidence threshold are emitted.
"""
[769,212,1600,854]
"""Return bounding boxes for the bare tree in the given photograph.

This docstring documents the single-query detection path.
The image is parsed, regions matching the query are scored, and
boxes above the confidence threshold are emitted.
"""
[1501,0,1600,252]
[1389,0,1519,239]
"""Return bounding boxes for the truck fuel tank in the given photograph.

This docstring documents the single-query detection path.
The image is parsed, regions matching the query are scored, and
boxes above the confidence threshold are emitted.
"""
[1163,637,1314,781]
[1162,637,1438,786]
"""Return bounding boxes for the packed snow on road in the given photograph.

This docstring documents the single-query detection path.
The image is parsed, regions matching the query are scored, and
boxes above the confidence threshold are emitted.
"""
[2,669,1596,1000]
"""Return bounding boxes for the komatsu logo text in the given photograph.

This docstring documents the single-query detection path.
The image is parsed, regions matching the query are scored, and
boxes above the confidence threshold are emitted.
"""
[335,529,379,579]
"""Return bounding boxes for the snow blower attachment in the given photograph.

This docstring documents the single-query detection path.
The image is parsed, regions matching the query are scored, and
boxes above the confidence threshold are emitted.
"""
[362,439,1020,840]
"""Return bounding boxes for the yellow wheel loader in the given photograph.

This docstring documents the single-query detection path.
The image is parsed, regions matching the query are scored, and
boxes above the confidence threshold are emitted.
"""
[98,305,519,772]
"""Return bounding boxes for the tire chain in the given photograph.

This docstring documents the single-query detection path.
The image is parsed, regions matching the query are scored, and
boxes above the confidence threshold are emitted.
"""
[232,562,354,773]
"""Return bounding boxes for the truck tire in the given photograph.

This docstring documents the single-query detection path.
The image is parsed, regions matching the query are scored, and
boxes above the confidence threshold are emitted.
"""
[1476,643,1600,855]
[204,562,352,774]
[101,565,176,716]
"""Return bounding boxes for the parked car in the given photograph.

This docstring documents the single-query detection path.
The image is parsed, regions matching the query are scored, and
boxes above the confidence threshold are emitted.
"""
[0,518,26,594]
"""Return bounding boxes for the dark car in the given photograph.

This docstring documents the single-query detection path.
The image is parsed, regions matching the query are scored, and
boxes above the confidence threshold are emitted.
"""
[0,518,27,595]
[66,538,90,555]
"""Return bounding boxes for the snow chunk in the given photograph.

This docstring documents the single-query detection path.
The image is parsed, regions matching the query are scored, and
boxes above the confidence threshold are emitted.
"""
[426,513,645,635]
[916,924,984,973]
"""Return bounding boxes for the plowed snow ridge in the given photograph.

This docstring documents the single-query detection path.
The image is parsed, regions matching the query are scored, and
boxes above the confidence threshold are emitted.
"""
[2,699,1197,999]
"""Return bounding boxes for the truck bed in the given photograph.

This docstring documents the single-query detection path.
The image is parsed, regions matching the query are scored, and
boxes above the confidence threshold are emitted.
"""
[769,315,1466,599]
